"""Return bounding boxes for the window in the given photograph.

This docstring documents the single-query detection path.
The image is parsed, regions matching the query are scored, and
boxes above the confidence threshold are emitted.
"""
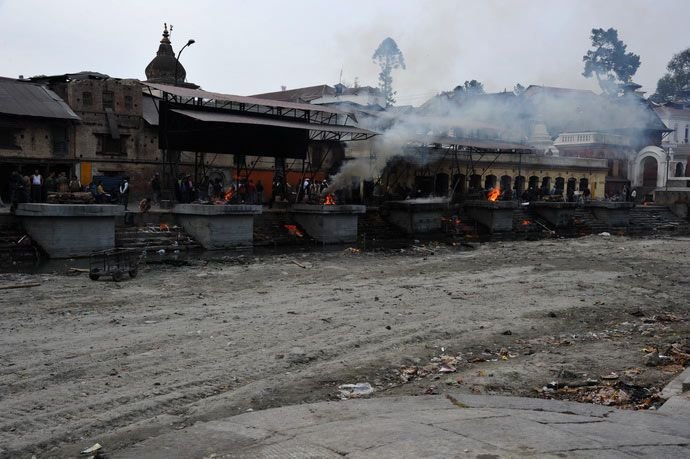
[51,127,68,155]
[96,134,126,155]
[102,91,114,110]
[469,174,482,190]
[83,91,93,107]
[579,178,589,191]
[0,127,19,149]
[124,95,133,110]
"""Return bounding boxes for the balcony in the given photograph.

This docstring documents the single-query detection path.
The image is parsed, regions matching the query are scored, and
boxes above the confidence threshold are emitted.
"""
[554,132,630,148]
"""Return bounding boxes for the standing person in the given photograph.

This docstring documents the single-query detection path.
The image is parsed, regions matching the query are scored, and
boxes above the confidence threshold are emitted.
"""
[150,172,161,205]
[68,175,81,192]
[174,175,183,202]
[56,172,68,192]
[95,180,106,203]
[207,178,215,201]
[630,188,637,207]
[247,179,257,204]
[256,180,264,205]
[185,175,194,202]
[46,172,57,193]
[119,178,130,210]
[30,169,43,203]
[199,175,209,201]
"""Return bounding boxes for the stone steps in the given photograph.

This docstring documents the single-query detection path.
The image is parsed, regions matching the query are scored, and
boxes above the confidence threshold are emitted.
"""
[115,225,200,251]
[0,223,41,264]
[628,206,690,235]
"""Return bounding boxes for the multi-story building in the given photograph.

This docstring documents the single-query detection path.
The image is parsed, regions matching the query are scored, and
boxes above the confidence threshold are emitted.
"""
[0,77,80,201]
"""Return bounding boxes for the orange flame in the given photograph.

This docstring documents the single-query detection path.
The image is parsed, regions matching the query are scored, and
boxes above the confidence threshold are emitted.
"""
[487,187,501,202]
[160,223,170,231]
[224,187,234,202]
[324,193,336,205]
[521,220,531,226]
[284,224,304,237]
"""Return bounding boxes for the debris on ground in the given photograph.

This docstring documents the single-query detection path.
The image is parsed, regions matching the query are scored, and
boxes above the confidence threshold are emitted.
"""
[538,380,663,410]
[80,442,105,458]
[338,382,374,399]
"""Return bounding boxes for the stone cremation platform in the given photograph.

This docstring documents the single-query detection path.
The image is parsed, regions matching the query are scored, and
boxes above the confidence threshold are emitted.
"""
[464,200,517,233]
[173,204,262,249]
[531,201,578,227]
[384,199,450,234]
[586,201,634,227]
[15,203,123,258]
[290,204,366,243]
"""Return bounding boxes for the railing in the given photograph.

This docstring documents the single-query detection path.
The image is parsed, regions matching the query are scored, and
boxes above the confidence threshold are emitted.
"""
[554,132,630,147]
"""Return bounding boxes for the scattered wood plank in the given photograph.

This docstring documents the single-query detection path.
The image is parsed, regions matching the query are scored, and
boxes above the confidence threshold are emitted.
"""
[291,260,307,269]
[0,282,41,290]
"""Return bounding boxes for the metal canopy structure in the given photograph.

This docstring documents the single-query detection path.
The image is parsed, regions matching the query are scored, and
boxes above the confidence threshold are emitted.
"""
[144,82,377,159]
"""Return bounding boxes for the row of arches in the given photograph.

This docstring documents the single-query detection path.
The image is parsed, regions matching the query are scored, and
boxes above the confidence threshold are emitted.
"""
[449,173,591,196]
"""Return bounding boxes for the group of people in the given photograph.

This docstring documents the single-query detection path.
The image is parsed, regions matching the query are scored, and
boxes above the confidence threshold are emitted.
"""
[6,169,82,211]
[298,178,329,202]
[221,179,264,205]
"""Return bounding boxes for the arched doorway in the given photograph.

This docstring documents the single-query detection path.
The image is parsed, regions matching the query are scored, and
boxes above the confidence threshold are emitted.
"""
[642,157,658,187]
[675,162,684,177]
[434,173,449,196]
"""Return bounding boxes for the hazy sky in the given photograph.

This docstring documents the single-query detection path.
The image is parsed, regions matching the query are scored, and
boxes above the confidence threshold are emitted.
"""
[1,0,688,105]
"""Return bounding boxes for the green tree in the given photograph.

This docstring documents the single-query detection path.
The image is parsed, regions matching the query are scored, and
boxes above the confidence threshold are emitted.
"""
[582,27,640,95]
[653,48,690,101]
[453,80,485,96]
[372,37,406,106]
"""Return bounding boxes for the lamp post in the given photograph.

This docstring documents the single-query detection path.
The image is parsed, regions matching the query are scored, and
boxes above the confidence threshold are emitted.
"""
[174,39,195,86]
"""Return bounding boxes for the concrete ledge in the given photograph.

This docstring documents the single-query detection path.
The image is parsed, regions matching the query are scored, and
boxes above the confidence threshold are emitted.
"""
[290,204,364,243]
[15,204,121,258]
[290,204,366,214]
[384,199,450,234]
[173,204,261,249]
[531,201,578,227]
[385,198,450,212]
[586,201,633,226]
[173,204,262,215]
[585,201,634,210]
[15,203,124,217]
[464,200,517,233]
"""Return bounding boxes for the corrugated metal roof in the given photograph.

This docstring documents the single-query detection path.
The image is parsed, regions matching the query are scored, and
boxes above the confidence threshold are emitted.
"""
[143,82,345,115]
[251,84,334,103]
[170,109,376,136]
[424,135,533,152]
[0,79,80,120]
[142,95,159,126]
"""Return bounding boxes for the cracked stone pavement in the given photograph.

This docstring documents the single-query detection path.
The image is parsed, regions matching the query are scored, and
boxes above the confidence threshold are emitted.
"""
[113,393,690,458]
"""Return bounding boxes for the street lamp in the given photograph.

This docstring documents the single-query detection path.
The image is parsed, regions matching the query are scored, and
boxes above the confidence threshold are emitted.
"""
[174,39,195,86]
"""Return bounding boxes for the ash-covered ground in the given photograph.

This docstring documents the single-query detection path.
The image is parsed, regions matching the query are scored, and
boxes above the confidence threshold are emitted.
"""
[1,235,689,457]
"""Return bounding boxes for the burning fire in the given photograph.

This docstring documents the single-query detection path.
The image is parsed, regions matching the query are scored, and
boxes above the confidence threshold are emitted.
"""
[487,187,501,202]
[224,187,234,202]
[324,193,336,205]
[159,223,170,231]
[521,220,531,226]
[284,224,304,237]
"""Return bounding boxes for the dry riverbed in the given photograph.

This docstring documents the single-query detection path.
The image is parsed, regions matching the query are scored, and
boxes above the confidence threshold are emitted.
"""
[1,235,689,457]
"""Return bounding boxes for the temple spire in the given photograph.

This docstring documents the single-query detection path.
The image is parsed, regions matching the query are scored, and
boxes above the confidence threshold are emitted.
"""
[160,23,171,45]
